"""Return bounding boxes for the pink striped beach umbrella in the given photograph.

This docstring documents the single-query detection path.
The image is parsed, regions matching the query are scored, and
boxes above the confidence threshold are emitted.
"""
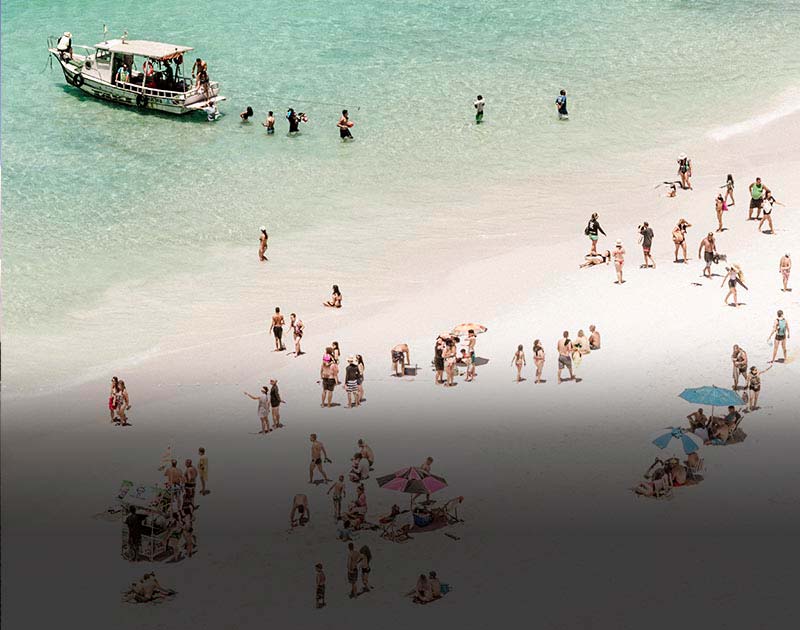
[376,467,448,496]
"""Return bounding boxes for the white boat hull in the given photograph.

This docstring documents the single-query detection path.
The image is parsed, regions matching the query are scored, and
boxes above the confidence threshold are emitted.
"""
[51,52,225,115]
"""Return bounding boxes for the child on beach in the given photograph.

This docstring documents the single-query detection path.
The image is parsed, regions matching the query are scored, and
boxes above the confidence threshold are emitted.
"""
[511,344,526,382]
[613,239,626,284]
[315,563,326,608]
[327,475,346,520]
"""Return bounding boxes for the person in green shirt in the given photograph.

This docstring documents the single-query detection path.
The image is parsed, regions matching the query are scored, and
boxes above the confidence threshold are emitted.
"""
[748,177,770,220]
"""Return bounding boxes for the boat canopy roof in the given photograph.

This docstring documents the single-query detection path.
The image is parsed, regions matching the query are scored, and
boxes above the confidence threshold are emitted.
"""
[95,39,193,60]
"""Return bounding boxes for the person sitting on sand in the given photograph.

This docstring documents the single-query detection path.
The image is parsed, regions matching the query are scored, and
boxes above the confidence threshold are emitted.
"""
[344,485,368,528]
[349,453,370,482]
[323,285,342,308]
[588,325,600,350]
[337,519,354,541]
[686,408,708,431]
[579,250,611,268]
[573,330,591,356]
[412,574,431,603]
[128,572,174,603]
[391,343,410,377]
[290,494,310,527]
[358,439,375,469]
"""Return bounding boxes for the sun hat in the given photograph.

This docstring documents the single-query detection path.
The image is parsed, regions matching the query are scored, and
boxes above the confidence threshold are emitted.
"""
[678,152,687,159]
[323,354,332,363]
[616,239,623,246]
[260,225,266,232]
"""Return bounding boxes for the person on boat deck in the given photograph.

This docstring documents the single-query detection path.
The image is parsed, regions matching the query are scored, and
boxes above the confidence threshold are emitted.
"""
[57,32,73,59]
[142,59,156,87]
[115,63,130,84]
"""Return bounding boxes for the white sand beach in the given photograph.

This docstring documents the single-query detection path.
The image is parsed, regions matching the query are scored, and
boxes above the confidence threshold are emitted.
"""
[2,103,799,629]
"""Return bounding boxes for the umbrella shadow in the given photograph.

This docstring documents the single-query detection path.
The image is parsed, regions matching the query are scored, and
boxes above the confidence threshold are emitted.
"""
[472,356,490,367]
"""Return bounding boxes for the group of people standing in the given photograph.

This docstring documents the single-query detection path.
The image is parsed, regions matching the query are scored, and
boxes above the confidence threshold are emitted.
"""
[433,331,477,387]
[238,106,354,140]
[109,376,131,426]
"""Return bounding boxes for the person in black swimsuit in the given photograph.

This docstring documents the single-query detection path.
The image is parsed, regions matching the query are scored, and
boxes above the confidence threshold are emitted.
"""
[287,108,300,134]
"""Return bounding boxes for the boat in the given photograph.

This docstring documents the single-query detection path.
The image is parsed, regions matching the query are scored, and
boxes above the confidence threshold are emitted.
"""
[47,33,226,115]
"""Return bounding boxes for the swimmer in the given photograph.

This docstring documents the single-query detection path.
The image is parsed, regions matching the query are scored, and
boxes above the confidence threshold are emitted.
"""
[262,110,275,134]
[258,226,268,262]
[474,94,485,123]
[240,106,253,121]
[337,109,354,140]
[555,89,568,119]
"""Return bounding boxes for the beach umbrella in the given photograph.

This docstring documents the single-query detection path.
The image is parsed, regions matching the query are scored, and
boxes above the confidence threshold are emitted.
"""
[376,467,448,505]
[650,427,704,455]
[679,385,744,419]
[451,323,487,335]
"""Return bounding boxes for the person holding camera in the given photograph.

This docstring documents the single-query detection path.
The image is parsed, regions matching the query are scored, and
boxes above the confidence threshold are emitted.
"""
[638,222,655,269]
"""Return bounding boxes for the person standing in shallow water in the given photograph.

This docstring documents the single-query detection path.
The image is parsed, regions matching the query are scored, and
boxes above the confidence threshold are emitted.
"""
[258,226,268,261]
[555,89,568,119]
[337,110,353,141]
[262,111,275,134]
[474,95,485,124]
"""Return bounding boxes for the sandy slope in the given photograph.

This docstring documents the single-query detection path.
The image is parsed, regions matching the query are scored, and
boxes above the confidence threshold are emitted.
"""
[2,108,799,629]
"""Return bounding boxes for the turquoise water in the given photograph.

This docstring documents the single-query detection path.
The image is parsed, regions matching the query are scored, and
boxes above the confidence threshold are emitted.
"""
[3,0,800,389]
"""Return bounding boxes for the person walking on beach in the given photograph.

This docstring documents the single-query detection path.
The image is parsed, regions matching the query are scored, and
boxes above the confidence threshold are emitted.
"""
[290,313,304,356]
[731,344,748,390]
[359,546,372,593]
[320,354,338,407]
[780,253,792,291]
[672,218,691,263]
[613,239,626,284]
[197,448,209,495]
[677,153,692,190]
[722,265,744,307]
[337,110,354,141]
[270,307,285,351]
[533,339,545,383]
[258,226,269,261]
[748,177,770,220]
[698,232,717,279]
[315,563,326,609]
[758,195,776,234]
[347,543,360,599]
[262,111,275,134]
[768,310,790,363]
[511,344,526,382]
[269,378,285,428]
[243,386,271,433]
[391,343,410,377]
[638,222,655,269]
[557,331,575,383]
[109,376,119,423]
[722,174,735,206]
[555,89,568,119]
[327,475,346,520]
[474,95,485,124]
[309,434,331,484]
[585,213,606,254]
[715,194,728,232]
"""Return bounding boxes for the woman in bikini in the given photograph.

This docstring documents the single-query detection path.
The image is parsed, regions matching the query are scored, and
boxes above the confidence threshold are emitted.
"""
[613,239,626,284]
[532,339,545,383]
[715,194,728,232]
[758,196,775,234]
[258,227,268,262]
[672,219,691,263]
[109,376,119,423]
[722,174,735,206]
[511,344,526,382]
[443,338,457,387]
[331,341,341,364]
[745,365,771,411]
[115,380,129,426]
[356,354,365,402]
[324,285,342,308]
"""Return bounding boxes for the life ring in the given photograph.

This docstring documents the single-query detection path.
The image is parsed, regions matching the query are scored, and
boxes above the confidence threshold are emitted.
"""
[136,93,148,108]
[72,73,84,87]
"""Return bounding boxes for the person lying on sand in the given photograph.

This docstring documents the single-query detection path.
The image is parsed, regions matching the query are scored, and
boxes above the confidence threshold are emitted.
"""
[579,250,611,268]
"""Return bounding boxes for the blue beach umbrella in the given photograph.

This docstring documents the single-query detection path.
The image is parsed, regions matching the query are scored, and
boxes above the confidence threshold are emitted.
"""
[651,427,704,455]
[678,386,743,407]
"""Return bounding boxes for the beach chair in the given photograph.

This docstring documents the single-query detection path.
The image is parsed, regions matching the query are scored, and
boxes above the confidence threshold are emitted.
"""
[684,458,705,480]
[443,496,465,524]
[652,475,673,499]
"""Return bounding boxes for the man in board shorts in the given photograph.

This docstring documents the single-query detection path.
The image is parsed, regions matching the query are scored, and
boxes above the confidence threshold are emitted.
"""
[320,355,338,407]
[748,177,770,220]
[557,331,575,383]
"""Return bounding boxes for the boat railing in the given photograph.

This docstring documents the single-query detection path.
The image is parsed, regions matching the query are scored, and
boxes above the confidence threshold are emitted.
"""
[113,80,220,100]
